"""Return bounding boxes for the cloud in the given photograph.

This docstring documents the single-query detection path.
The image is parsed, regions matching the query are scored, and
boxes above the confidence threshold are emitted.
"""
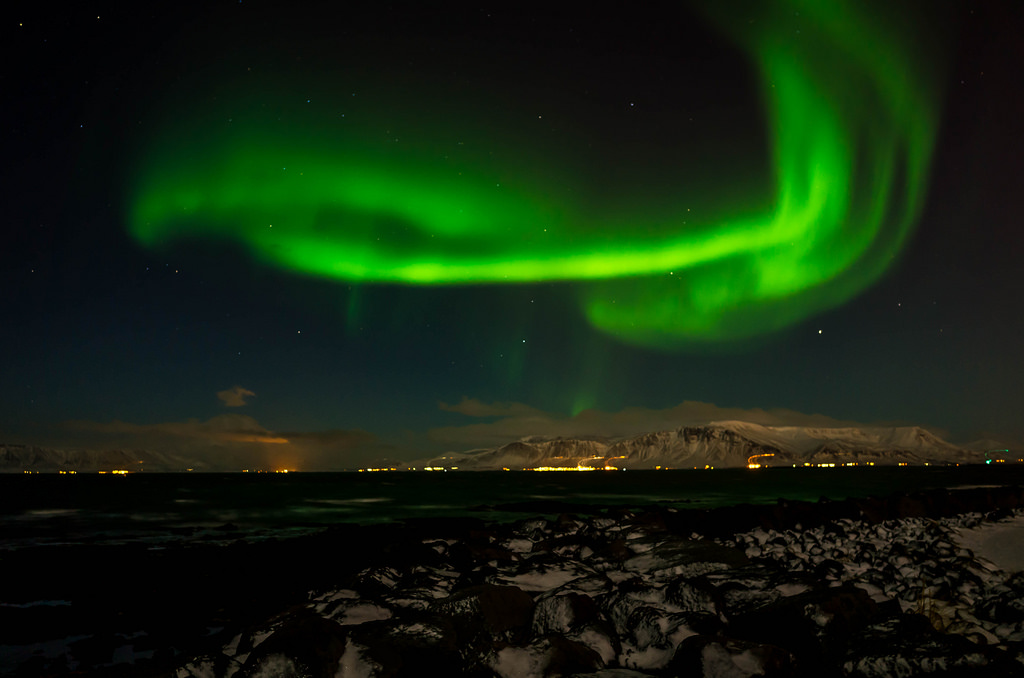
[69,413,272,438]
[59,415,384,471]
[427,399,880,450]
[65,414,287,448]
[217,386,255,407]
[438,397,547,418]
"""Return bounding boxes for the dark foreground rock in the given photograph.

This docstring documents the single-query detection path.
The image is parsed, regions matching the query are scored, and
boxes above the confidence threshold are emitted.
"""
[6,486,1024,676]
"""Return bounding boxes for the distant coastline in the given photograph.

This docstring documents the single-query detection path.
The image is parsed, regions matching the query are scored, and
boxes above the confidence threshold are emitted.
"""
[4,421,1016,473]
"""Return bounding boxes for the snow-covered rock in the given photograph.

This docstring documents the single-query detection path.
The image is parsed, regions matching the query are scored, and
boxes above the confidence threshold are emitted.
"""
[140,492,1024,677]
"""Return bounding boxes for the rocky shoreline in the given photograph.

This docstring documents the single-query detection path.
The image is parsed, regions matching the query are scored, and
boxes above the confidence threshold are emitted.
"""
[6,486,1024,677]
[176,486,1024,678]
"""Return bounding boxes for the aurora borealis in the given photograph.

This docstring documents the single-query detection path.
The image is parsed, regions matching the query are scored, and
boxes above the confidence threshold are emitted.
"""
[2,0,1023,462]
[128,1,941,346]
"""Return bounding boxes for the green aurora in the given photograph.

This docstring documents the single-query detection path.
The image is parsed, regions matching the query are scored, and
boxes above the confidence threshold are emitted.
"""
[128,0,943,348]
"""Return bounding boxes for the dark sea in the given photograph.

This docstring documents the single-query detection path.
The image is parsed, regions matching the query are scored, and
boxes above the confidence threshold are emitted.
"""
[3,465,1022,550]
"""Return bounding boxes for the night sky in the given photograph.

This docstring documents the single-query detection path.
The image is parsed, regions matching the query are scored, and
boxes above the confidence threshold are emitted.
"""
[3,0,1022,469]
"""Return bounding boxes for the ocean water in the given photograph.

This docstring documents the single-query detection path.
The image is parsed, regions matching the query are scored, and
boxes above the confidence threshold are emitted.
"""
[3,465,1022,550]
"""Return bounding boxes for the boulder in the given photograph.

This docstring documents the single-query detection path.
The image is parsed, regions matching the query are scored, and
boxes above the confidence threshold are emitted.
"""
[430,583,535,650]
[695,564,795,618]
[667,635,797,677]
[570,670,658,678]
[727,584,880,674]
[841,615,1015,677]
[491,555,601,593]
[488,635,603,677]
[344,614,461,678]
[533,592,606,636]
[239,611,347,678]
[622,538,748,582]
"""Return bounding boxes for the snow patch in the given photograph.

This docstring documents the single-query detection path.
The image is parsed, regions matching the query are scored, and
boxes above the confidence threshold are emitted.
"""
[955,515,1024,573]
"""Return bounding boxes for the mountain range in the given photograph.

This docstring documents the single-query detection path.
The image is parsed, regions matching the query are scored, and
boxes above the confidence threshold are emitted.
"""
[418,421,991,470]
[0,443,206,473]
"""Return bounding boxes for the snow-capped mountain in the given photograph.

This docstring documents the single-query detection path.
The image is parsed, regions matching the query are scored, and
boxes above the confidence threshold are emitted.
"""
[421,421,983,470]
[0,444,206,473]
